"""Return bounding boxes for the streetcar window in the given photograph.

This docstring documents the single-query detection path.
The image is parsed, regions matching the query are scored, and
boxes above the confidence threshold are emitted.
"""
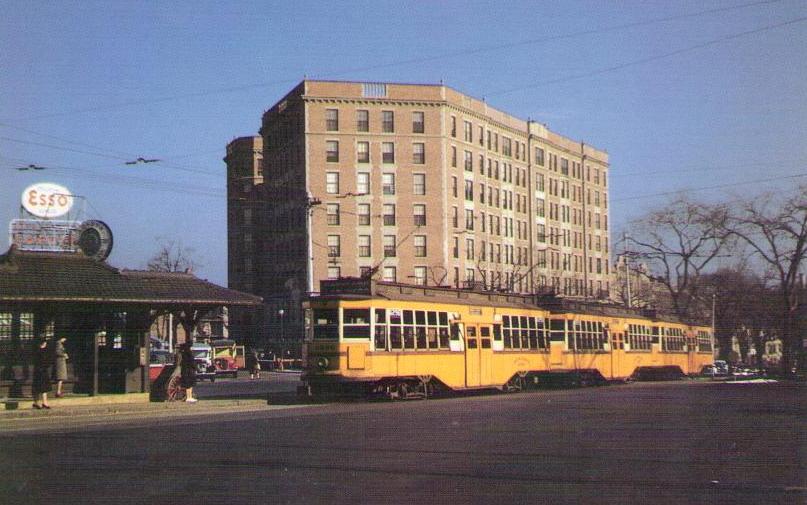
[529,329,538,349]
[450,324,462,341]
[403,327,415,349]
[480,327,490,337]
[375,309,386,324]
[439,312,448,326]
[520,316,528,328]
[427,327,438,348]
[439,328,450,348]
[493,324,501,341]
[502,315,510,327]
[503,328,511,348]
[343,309,371,339]
[468,338,478,349]
[390,326,402,349]
[481,338,491,349]
[390,310,402,325]
[467,326,477,337]
[549,319,566,341]
[416,327,427,349]
[313,309,339,340]
[428,311,437,325]
[415,310,426,325]
[344,309,370,324]
[403,310,414,325]
[374,326,387,350]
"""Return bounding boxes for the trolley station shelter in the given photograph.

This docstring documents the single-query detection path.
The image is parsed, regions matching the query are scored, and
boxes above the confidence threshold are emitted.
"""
[0,245,262,397]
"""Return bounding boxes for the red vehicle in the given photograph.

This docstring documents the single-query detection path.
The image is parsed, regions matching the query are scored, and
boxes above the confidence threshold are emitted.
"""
[211,339,243,378]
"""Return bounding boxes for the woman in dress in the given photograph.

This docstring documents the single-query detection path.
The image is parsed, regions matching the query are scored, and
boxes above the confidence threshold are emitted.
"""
[180,341,198,403]
[32,337,52,409]
[54,337,69,398]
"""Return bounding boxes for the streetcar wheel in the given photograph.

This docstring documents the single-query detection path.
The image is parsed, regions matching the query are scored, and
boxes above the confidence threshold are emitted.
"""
[507,376,524,393]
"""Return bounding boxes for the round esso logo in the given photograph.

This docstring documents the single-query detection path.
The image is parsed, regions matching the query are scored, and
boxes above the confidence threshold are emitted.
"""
[21,183,74,218]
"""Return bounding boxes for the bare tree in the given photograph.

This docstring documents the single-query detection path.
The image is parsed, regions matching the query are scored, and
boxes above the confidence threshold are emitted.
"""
[147,238,201,273]
[723,189,807,374]
[627,196,731,319]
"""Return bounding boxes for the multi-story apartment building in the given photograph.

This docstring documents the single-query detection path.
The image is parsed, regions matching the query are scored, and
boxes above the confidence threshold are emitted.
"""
[226,80,611,351]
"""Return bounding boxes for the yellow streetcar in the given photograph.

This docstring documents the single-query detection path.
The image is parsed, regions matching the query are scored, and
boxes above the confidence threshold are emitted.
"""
[302,279,714,398]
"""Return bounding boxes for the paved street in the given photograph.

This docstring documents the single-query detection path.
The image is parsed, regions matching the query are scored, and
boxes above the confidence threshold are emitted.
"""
[0,381,803,504]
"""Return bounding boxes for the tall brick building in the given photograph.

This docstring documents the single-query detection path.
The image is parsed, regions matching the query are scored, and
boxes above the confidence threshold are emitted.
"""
[226,80,611,351]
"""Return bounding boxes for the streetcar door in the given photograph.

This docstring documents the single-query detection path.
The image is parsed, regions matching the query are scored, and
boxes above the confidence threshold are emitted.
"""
[479,325,493,386]
[465,325,481,387]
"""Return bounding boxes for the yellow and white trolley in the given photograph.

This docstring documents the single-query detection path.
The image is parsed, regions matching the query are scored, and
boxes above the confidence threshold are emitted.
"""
[302,279,714,398]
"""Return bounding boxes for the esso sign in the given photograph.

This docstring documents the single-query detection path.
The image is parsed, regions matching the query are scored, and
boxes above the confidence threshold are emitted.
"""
[21,183,75,218]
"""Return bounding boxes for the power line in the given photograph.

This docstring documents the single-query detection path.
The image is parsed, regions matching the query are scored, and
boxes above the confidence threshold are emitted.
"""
[487,15,807,97]
[8,1,784,122]
[612,172,807,202]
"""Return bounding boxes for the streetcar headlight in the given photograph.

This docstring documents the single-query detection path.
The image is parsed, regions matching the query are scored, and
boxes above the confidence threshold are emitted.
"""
[316,357,330,370]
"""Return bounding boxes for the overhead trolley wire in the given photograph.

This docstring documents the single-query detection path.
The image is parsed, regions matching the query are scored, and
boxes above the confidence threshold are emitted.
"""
[8,0,785,121]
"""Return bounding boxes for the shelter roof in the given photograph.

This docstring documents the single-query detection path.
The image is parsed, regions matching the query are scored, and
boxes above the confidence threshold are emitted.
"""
[0,246,262,306]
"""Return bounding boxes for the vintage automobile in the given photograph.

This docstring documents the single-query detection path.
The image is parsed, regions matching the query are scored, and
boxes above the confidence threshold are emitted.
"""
[191,342,217,382]
[149,349,175,382]
[211,339,243,378]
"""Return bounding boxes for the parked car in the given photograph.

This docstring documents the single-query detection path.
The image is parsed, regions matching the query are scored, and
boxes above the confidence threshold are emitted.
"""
[191,342,217,382]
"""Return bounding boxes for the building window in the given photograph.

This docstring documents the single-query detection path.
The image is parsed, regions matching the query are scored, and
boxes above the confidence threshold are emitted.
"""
[360,266,372,278]
[382,173,396,195]
[413,143,425,164]
[383,235,396,257]
[383,204,396,226]
[327,235,341,257]
[465,238,475,260]
[560,158,569,175]
[357,141,370,163]
[382,142,395,163]
[327,266,341,280]
[464,150,472,171]
[537,224,546,242]
[465,209,474,230]
[383,266,396,282]
[451,146,457,167]
[453,237,459,258]
[535,147,545,166]
[413,204,426,226]
[382,111,394,133]
[358,203,371,225]
[326,172,339,194]
[464,120,472,142]
[536,198,545,217]
[358,235,371,257]
[326,203,340,225]
[412,111,424,133]
[414,235,427,257]
[413,173,426,195]
[326,141,339,162]
[536,173,544,192]
[451,116,457,137]
[414,266,427,285]
[356,109,369,132]
[325,109,338,131]
[464,180,473,201]
[452,206,458,228]
[356,172,370,195]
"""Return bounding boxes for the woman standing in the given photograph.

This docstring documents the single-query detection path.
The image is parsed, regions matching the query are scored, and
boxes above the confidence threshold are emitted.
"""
[54,337,69,398]
[32,337,52,409]
[180,341,198,403]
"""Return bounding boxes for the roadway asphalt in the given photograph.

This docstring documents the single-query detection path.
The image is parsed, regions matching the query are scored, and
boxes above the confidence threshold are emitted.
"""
[0,380,803,504]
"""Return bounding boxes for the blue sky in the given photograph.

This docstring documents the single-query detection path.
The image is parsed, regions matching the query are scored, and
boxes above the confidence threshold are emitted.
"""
[1,0,805,285]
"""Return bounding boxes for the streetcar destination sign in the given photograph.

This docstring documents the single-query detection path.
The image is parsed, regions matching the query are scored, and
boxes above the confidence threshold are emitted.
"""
[21,182,74,218]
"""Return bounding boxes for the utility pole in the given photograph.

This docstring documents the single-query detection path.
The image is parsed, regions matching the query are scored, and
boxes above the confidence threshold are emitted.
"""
[711,292,717,359]
[623,232,632,308]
